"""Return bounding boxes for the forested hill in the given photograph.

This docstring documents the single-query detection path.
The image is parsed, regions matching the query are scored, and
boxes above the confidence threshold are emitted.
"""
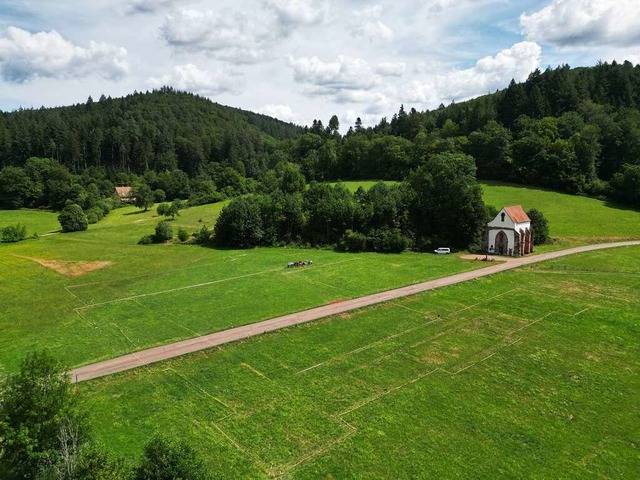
[0,87,303,175]
[362,61,640,204]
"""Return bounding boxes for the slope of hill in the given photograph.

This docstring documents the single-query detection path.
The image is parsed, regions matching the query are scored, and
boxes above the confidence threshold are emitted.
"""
[0,87,303,175]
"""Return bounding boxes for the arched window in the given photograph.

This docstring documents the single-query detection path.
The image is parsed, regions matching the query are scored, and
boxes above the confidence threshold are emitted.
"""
[500,212,505,222]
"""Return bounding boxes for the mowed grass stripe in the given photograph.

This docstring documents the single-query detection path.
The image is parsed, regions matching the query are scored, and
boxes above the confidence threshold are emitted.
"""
[79,247,640,478]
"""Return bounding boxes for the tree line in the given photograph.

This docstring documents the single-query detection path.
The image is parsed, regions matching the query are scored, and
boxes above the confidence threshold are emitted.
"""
[212,154,488,252]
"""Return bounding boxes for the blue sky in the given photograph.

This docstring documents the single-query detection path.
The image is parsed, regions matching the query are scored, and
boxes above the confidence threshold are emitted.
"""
[0,0,639,128]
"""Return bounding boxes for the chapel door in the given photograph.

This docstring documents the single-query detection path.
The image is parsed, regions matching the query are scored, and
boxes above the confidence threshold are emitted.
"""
[495,230,508,255]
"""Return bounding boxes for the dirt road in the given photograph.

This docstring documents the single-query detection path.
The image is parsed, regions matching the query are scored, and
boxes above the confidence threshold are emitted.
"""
[70,241,640,383]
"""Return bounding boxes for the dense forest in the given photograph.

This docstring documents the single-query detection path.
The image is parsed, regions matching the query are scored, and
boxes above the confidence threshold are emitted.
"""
[1,61,639,248]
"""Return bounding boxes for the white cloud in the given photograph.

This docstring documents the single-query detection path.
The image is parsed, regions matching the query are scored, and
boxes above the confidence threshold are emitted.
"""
[124,0,176,14]
[375,62,406,77]
[349,5,393,41]
[403,41,541,106]
[258,103,304,123]
[161,9,271,63]
[147,63,244,96]
[287,55,379,94]
[263,0,328,33]
[0,27,129,82]
[521,0,640,48]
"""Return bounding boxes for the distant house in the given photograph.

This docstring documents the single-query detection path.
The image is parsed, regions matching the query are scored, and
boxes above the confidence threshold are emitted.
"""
[115,186,134,203]
[483,205,533,256]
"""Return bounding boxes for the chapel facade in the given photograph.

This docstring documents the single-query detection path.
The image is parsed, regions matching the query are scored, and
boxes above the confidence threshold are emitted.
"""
[482,205,533,256]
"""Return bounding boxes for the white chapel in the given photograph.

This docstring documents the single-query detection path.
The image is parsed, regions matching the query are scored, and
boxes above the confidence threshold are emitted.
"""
[483,205,533,256]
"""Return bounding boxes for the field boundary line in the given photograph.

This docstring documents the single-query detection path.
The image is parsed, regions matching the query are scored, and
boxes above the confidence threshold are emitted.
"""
[74,268,277,311]
[295,318,442,376]
[69,241,640,382]
[339,368,440,417]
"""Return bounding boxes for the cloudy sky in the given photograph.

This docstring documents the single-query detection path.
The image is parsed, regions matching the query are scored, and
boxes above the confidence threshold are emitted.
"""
[1,0,639,129]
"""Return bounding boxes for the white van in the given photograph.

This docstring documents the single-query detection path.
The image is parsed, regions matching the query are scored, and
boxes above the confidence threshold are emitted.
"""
[434,247,451,254]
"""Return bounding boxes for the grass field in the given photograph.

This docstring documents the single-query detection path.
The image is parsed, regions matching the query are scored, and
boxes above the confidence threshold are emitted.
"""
[79,246,640,478]
[481,181,640,242]
[1,181,639,375]
[0,209,60,236]
[0,202,481,373]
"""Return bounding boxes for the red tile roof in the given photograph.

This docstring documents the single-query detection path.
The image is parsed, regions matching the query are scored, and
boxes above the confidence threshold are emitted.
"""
[115,186,132,199]
[504,205,530,223]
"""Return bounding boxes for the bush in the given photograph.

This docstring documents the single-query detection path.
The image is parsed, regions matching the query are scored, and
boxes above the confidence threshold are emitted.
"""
[154,221,173,243]
[157,203,170,217]
[58,203,88,232]
[134,436,210,480]
[193,225,211,245]
[154,188,166,203]
[527,209,550,245]
[371,228,411,253]
[138,234,154,245]
[177,228,189,242]
[86,205,106,224]
[339,230,367,252]
[1,223,27,243]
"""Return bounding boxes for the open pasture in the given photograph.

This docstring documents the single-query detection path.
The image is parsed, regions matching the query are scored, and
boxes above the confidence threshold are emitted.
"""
[0,203,480,372]
[0,209,60,237]
[80,246,640,478]
[481,181,640,242]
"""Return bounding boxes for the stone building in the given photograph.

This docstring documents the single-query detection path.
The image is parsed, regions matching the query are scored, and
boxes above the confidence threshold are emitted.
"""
[483,205,533,256]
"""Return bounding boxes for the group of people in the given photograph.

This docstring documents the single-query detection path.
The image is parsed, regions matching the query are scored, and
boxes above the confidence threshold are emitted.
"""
[287,260,313,268]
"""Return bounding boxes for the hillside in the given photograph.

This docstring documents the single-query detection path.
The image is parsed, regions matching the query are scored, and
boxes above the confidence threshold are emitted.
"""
[0,87,302,175]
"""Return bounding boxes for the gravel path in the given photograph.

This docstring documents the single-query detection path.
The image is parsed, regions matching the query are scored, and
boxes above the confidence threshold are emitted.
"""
[70,241,640,383]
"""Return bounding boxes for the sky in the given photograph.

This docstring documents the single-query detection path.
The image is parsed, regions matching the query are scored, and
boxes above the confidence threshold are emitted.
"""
[0,0,639,130]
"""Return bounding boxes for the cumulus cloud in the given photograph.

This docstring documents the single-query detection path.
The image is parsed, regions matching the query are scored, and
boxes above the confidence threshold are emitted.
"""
[263,0,328,34]
[287,54,380,93]
[161,9,271,63]
[0,27,129,82]
[124,0,176,14]
[521,0,640,48]
[403,41,542,106]
[349,5,393,41]
[375,62,406,77]
[258,104,305,124]
[147,63,245,95]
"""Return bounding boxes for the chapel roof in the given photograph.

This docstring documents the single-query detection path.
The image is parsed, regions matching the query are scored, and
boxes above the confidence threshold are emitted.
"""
[504,205,530,223]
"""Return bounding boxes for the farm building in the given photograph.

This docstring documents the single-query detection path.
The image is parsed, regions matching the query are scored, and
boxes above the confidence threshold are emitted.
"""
[115,186,134,203]
[483,205,533,256]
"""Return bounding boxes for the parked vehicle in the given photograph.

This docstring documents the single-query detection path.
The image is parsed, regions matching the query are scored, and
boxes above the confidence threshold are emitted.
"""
[434,247,451,254]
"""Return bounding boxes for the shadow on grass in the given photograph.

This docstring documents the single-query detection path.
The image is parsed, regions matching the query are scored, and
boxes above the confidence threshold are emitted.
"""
[603,199,640,213]
[123,210,148,216]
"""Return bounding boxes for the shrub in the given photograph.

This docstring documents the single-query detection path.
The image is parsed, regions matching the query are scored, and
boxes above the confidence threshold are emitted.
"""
[138,234,154,245]
[58,203,88,232]
[154,188,166,203]
[339,230,367,252]
[177,228,189,242]
[154,221,173,242]
[134,436,210,480]
[1,223,27,243]
[193,225,211,245]
[527,208,550,245]
[157,203,170,217]
[371,228,411,253]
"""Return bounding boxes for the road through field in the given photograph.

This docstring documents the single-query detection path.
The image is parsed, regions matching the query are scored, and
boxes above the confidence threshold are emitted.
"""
[70,241,640,382]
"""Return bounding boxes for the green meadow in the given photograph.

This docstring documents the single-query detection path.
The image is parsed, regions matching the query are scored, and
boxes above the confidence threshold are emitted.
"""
[0,202,480,373]
[481,181,640,242]
[0,209,61,236]
[1,181,640,376]
[79,246,640,478]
